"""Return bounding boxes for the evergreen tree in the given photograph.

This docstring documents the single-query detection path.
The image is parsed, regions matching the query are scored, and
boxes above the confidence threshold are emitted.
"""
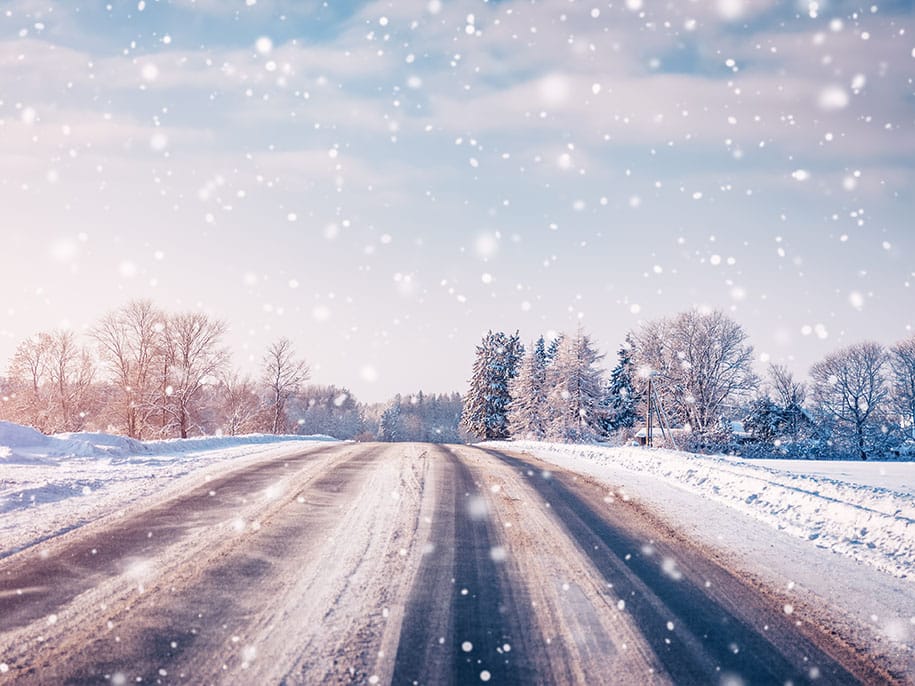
[546,334,564,363]
[545,329,606,442]
[379,394,402,442]
[374,392,463,443]
[744,396,783,444]
[460,330,524,440]
[604,336,641,431]
[507,336,549,439]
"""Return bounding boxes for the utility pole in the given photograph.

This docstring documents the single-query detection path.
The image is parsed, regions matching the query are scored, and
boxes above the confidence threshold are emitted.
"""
[646,375,653,448]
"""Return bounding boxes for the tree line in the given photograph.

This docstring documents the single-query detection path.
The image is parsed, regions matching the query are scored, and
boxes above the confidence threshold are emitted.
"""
[1,300,311,439]
[0,299,462,443]
[460,311,915,460]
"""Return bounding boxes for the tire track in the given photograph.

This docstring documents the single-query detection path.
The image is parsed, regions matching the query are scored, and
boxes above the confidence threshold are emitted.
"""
[482,446,872,685]
[0,442,341,633]
[451,445,665,685]
[54,444,386,686]
[391,446,536,686]
[0,443,369,684]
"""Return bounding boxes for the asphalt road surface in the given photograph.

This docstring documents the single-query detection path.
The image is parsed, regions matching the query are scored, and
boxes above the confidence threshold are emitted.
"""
[0,443,893,684]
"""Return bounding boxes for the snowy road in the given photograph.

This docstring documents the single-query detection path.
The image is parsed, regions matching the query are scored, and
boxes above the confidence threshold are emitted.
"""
[0,443,890,684]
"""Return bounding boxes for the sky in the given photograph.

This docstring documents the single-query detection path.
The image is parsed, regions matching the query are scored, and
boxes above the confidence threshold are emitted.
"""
[0,0,913,403]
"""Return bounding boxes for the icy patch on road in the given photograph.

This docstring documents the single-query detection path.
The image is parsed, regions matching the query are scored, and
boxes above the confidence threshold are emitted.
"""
[486,442,915,581]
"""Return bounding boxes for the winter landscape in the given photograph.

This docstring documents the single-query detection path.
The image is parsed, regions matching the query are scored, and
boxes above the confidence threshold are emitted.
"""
[2,0,915,684]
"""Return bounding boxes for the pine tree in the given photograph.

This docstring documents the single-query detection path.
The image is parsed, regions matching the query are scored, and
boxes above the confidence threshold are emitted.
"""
[604,336,641,431]
[546,334,564,363]
[460,330,524,440]
[379,395,402,442]
[545,329,606,442]
[507,336,549,439]
[744,396,782,443]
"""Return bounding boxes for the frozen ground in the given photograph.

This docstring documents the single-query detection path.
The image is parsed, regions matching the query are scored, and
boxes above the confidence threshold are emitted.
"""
[487,441,915,676]
[748,457,915,495]
[0,420,338,558]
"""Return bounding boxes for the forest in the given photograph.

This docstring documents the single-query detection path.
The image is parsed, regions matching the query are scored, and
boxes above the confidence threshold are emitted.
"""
[0,300,462,443]
[4,300,914,459]
[460,310,915,460]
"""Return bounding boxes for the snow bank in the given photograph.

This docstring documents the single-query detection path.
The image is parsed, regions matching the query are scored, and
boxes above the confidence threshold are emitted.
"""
[0,421,340,557]
[489,441,915,581]
[0,420,335,465]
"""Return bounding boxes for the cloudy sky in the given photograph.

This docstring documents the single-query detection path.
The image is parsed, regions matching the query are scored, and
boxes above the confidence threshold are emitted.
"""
[1,0,913,402]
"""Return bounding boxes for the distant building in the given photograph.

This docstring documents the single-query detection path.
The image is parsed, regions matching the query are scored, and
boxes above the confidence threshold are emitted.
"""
[634,427,689,448]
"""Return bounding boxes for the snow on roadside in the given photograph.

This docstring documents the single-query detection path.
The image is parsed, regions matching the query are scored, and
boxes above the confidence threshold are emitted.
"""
[0,421,339,558]
[487,441,915,581]
[0,421,337,465]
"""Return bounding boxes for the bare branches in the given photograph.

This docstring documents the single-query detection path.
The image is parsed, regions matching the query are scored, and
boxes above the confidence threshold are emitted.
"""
[632,310,757,434]
[6,330,95,433]
[216,373,265,436]
[159,312,230,438]
[889,337,915,440]
[90,300,164,439]
[1,302,322,439]
[810,342,889,460]
[262,338,310,434]
[768,363,806,409]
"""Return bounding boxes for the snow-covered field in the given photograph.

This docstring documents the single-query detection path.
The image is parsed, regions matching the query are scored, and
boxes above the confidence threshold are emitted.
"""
[0,421,338,558]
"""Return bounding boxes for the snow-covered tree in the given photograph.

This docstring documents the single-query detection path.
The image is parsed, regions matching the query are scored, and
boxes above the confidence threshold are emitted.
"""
[379,396,402,442]
[546,334,563,364]
[507,336,549,439]
[460,330,523,440]
[7,332,53,432]
[889,337,915,439]
[811,342,890,460]
[744,396,784,444]
[289,385,365,440]
[545,329,605,442]
[603,335,641,432]
[376,392,463,442]
[633,310,757,435]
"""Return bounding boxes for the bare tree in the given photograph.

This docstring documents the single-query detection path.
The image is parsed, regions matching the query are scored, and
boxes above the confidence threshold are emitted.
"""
[7,332,53,431]
[810,342,889,460]
[45,331,96,432]
[262,338,310,434]
[159,312,229,438]
[6,330,96,433]
[766,363,810,440]
[768,363,806,409]
[91,300,164,439]
[216,373,265,436]
[633,310,758,434]
[889,336,915,440]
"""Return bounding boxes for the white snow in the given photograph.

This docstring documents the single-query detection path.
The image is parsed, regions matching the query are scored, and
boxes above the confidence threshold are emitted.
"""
[490,441,915,580]
[0,421,338,558]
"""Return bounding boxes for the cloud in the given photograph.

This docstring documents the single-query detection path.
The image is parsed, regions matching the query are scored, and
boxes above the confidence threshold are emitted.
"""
[2,0,913,192]
[161,0,326,17]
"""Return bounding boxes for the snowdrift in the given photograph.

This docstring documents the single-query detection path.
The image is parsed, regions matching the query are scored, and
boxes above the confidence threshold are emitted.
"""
[0,420,336,465]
